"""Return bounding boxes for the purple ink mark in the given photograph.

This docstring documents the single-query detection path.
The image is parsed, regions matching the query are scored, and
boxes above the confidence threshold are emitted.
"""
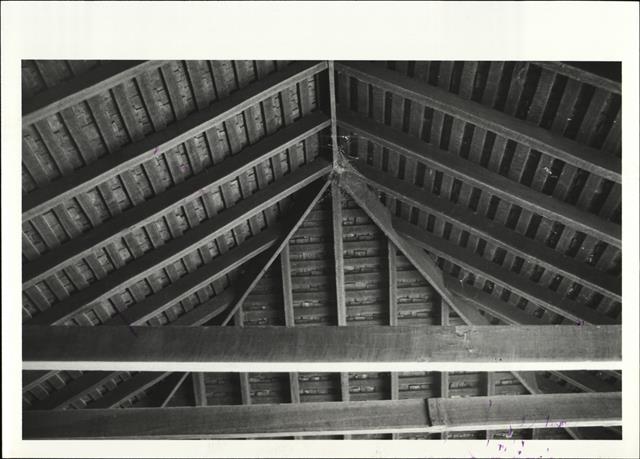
[545,415,550,427]
[507,425,513,438]
[518,451,522,455]
[498,443,506,451]
[521,440,525,448]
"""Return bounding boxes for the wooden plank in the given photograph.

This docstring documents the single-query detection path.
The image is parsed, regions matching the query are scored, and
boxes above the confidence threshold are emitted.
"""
[171,289,235,326]
[353,161,620,301]
[336,62,620,183]
[23,324,621,371]
[427,392,621,434]
[32,108,326,275]
[23,61,168,126]
[23,61,328,221]
[26,160,330,325]
[281,245,295,327]
[109,227,279,325]
[338,109,620,248]
[534,62,621,94]
[25,398,429,438]
[23,392,620,439]
[328,61,340,168]
[22,370,56,392]
[332,182,347,325]
[85,372,171,409]
[388,241,398,326]
[25,371,121,410]
[396,217,617,325]
[156,372,189,407]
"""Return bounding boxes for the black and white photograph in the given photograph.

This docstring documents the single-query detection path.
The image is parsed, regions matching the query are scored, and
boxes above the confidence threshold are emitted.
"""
[2,2,639,458]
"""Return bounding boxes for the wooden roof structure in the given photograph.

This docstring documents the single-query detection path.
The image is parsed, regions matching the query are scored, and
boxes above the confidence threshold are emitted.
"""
[21,60,622,440]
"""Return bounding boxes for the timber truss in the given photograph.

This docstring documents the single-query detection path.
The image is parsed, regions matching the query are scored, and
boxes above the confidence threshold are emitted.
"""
[21,60,622,439]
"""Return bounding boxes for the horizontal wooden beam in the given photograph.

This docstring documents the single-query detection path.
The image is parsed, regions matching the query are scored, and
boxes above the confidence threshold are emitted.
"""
[23,113,330,288]
[23,324,621,371]
[23,392,621,439]
[426,392,621,433]
[26,160,330,326]
[395,217,617,325]
[23,61,169,126]
[23,61,328,221]
[354,161,621,302]
[21,180,330,408]
[338,109,620,248]
[336,61,620,183]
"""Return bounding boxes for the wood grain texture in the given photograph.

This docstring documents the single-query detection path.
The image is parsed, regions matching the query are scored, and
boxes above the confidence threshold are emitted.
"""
[396,217,617,325]
[336,61,620,183]
[353,160,621,302]
[23,392,620,439]
[428,392,621,433]
[26,160,330,326]
[23,61,168,126]
[23,113,330,288]
[23,61,327,221]
[338,109,620,248]
[338,169,488,325]
[23,324,621,370]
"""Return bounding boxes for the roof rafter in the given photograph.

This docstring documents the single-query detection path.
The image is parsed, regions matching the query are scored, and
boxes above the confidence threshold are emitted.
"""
[397,217,616,325]
[23,113,330,288]
[336,61,620,183]
[337,166,490,325]
[27,160,330,326]
[23,61,328,221]
[25,176,331,410]
[353,160,620,302]
[23,61,170,126]
[338,109,620,248]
